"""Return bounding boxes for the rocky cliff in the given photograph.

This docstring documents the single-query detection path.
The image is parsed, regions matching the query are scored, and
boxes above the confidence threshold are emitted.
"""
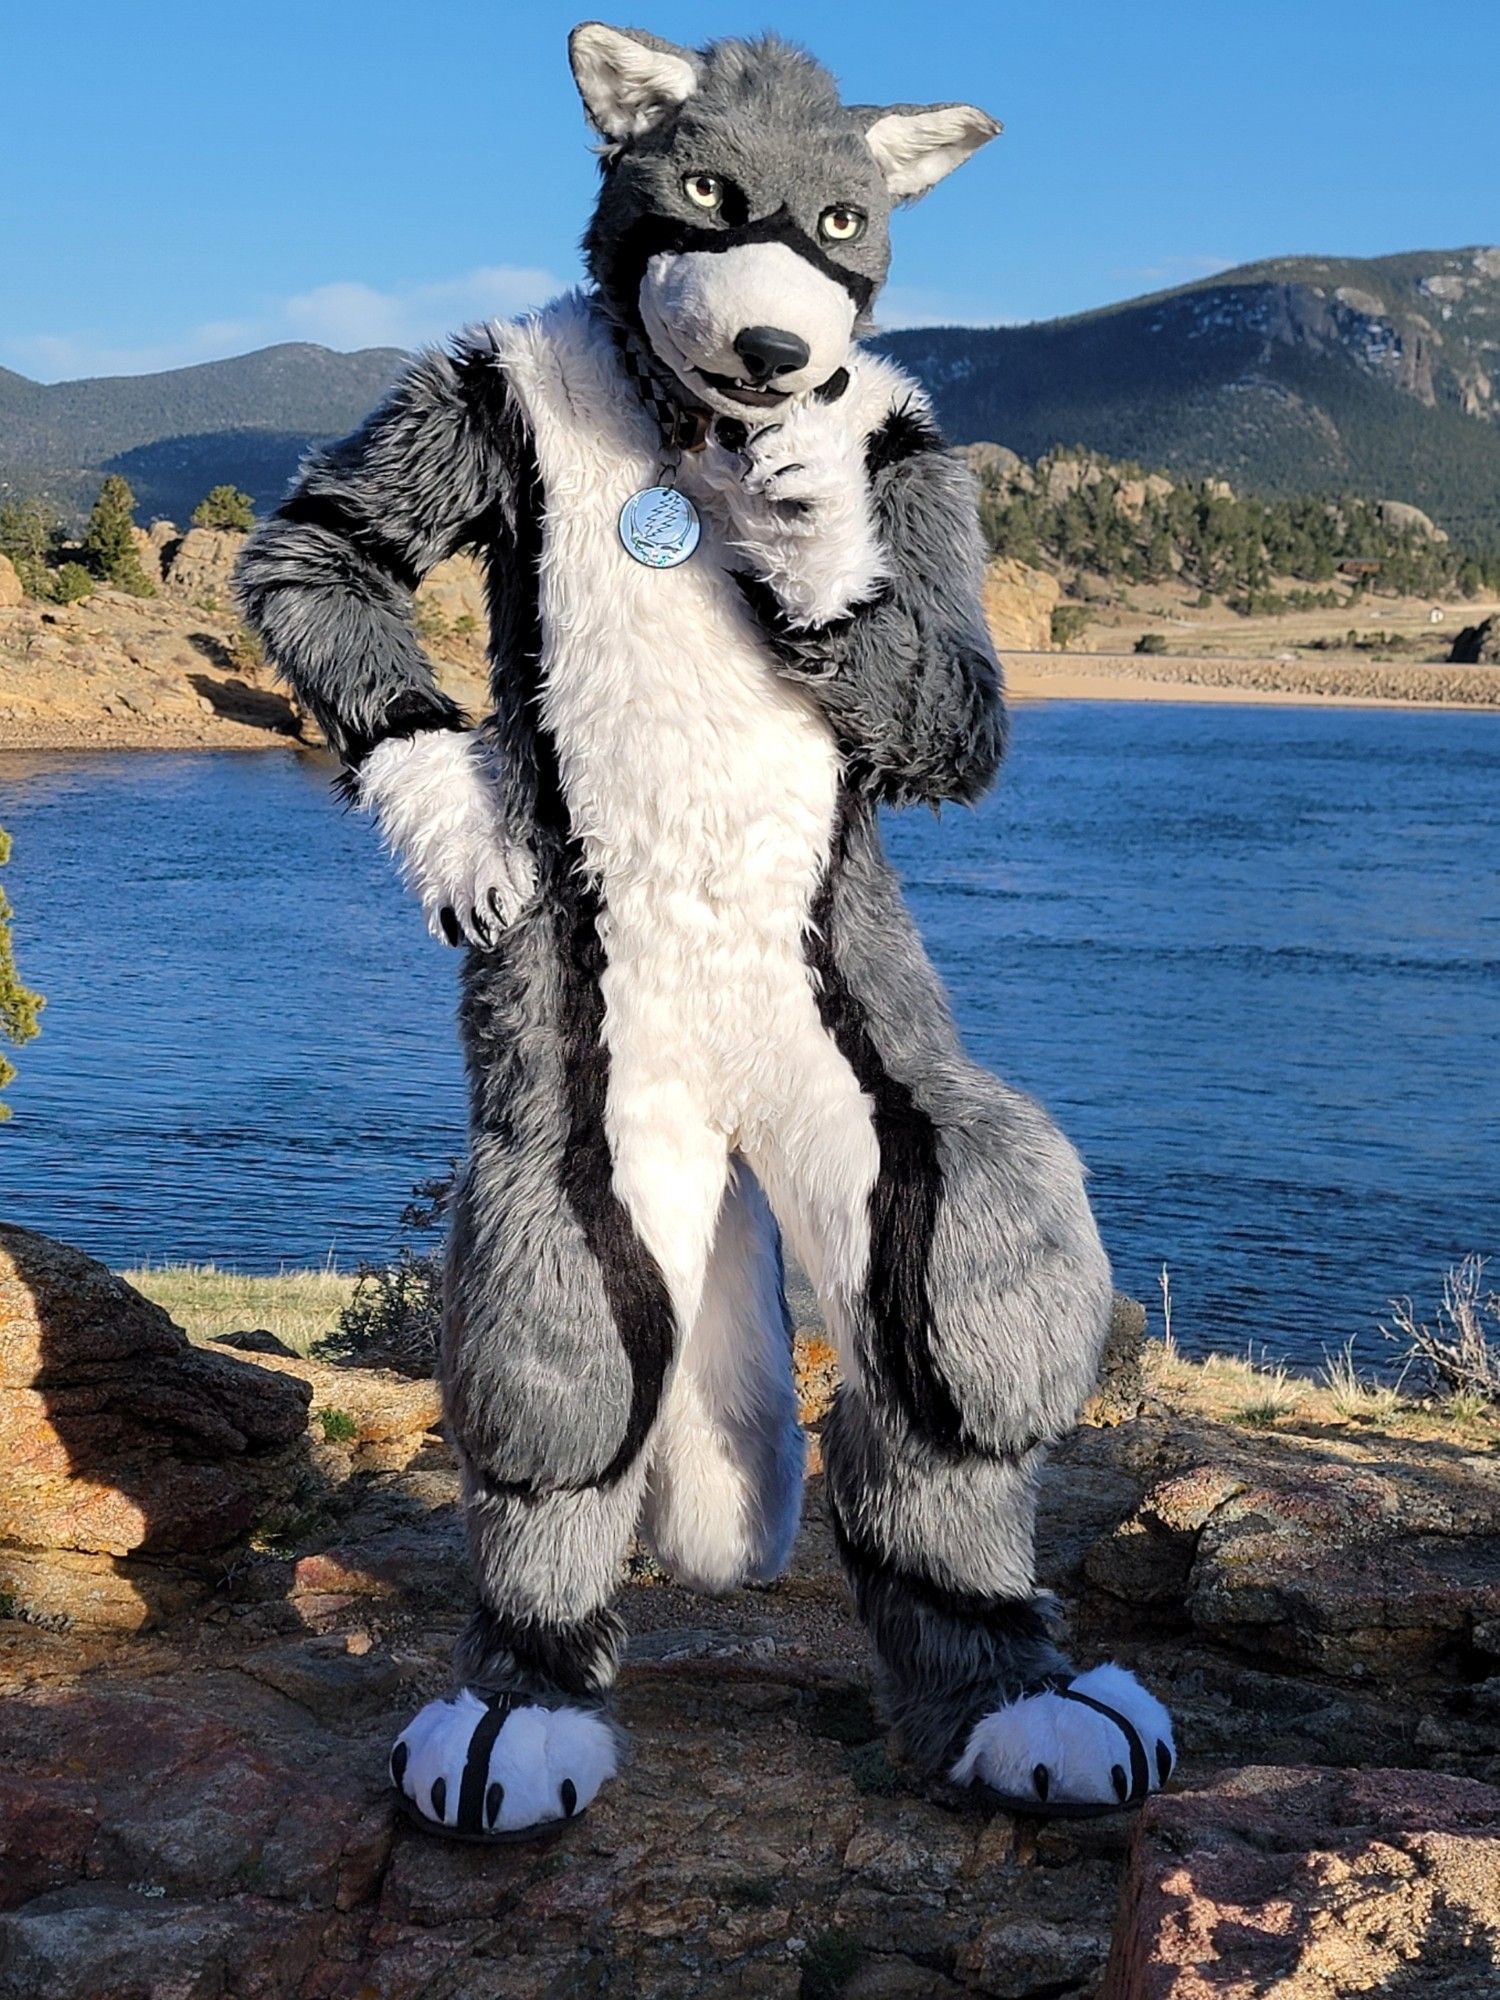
[2,1225,1498,1997]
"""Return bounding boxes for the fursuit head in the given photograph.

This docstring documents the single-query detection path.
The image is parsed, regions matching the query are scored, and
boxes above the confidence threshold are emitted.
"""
[236,22,1175,1845]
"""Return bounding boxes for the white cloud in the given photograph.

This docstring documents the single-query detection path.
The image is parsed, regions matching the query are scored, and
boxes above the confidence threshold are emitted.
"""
[1,265,570,382]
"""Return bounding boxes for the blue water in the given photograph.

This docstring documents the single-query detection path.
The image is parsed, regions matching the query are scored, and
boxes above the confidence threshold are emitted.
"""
[1,701,1496,1367]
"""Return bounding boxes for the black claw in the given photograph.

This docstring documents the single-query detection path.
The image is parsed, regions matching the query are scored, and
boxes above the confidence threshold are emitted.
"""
[1111,1764,1129,1803]
[438,907,463,947]
[469,909,493,946]
[559,1778,578,1817]
[1032,1764,1050,1802]
[1157,1741,1173,1785]
[430,1775,447,1822]
[389,1741,408,1789]
[486,1780,504,1829]
[487,887,509,927]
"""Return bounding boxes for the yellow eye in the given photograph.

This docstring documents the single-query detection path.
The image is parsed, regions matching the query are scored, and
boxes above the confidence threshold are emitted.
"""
[683,172,723,210]
[819,205,865,243]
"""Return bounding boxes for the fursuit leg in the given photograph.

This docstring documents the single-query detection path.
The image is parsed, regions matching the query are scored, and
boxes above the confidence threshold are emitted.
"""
[750,958,1175,1813]
[389,940,731,1840]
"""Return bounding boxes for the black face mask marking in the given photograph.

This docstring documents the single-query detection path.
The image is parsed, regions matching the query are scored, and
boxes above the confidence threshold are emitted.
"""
[610,204,878,317]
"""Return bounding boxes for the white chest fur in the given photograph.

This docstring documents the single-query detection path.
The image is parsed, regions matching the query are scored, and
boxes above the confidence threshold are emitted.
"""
[493,297,843,981]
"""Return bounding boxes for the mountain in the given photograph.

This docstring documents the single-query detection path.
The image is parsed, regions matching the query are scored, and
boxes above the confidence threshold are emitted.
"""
[4,247,1499,537]
[879,247,1500,541]
[0,344,407,525]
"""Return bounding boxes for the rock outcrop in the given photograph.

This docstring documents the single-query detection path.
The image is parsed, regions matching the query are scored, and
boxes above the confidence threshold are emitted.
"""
[1105,1766,1500,1997]
[1451,614,1499,665]
[0,554,23,611]
[0,1226,312,1629]
[3,1231,1500,1994]
[982,556,1061,653]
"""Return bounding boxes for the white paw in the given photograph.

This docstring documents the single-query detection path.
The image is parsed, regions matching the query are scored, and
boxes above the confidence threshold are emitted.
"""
[952,1663,1175,1808]
[391,1690,618,1836]
[357,729,535,947]
[698,405,886,628]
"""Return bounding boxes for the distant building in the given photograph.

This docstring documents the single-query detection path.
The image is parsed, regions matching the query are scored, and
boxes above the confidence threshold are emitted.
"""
[1339,559,1382,579]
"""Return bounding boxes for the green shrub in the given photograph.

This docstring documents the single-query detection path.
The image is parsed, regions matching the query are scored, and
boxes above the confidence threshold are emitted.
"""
[52,562,94,605]
[1050,602,1091,648]
[0,829,43,1120]
[82,475,156,596]
[319,1407,359,1444]
[0,498,60,599]
[1135,632,1168,655]
[192,485,256,533]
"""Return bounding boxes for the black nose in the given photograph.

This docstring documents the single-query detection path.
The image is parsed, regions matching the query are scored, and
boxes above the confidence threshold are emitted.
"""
[732,324,811,383]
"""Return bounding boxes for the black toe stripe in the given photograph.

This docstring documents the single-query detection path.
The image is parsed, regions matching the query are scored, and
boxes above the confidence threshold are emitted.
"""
[1061,1688,1151,1804]
[429,1775,447,1822]
[389,1740,409,1789]
[456,1694,518,1836]
[486,1780,504,1829]
[1157,1740,1173,1786]
[559,1777,578,1817]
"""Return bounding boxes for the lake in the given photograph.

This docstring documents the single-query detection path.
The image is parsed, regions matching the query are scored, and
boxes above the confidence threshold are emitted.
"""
[1,700,1496,1369]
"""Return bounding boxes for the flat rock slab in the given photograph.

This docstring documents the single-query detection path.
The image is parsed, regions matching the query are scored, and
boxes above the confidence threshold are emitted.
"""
[1104,1765,1500,1997]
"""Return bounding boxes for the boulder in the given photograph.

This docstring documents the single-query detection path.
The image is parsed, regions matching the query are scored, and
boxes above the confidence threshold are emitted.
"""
[1104,1766,1500,1997]
[983,556,1061,653]
[1080,1413,1500,1680]
[160,527,244,609]
[0,1225,310,1627]
[1376,497,1448,543]
[1451,615,1499,666]
[0,554,23,611]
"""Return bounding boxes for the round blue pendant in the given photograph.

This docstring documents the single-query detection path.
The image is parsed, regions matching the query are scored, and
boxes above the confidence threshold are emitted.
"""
[618,485,701,569]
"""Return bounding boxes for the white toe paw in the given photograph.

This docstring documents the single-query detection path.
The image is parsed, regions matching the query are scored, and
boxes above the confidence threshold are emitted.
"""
[951,1663,1175,1808]
[390,1691,618,1834]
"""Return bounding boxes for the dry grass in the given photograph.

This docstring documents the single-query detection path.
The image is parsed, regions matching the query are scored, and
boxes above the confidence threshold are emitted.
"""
[121,1262,354,1357]
[1319,1339,1409,1421]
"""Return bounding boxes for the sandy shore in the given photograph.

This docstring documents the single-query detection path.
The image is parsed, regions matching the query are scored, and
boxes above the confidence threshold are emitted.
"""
[1005,649,1500,712]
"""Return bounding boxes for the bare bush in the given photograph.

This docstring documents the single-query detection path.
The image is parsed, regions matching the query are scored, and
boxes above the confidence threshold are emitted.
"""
[320,1166,458,1378]
[1381,1255,1500,1403]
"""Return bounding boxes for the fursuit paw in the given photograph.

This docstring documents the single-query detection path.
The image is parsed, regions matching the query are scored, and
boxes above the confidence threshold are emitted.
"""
[951,1663,1175,1814]
[390,1690,618,1841]
[357,729,535,948]
[698,403,886,628]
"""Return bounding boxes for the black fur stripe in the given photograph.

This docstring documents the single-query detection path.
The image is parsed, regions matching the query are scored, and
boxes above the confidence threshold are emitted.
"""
[805,795,968,1451]
[455,1694,517,1834]
[496,407,677,1492]
[864,397,945,478]
[606,205,876,313]
[829,1503,1055,1645]
[458,1601,622,1701]
[1060,1688,1151,1803]
[275,489,425,594]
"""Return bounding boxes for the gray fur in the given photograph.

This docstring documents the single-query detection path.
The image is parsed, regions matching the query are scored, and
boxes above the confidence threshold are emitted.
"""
[580,33,896,325]
[766,443,1006,806]
[233,338,514,759]
[236,26,1117,1789]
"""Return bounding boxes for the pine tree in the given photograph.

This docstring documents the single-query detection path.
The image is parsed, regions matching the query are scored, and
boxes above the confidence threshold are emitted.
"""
[0,829,42,1121]
[191,484,256,533]
[82,475,156,596]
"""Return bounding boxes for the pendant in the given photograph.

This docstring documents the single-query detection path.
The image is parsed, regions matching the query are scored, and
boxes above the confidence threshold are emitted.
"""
[618,485,701,569]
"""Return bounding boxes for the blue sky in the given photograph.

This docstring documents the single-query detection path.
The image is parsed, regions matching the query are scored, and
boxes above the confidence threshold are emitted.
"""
[5,0,1495,381]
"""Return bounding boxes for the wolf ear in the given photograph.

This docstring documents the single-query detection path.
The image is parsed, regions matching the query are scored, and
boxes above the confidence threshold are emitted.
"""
[569,23,699,141]
[861,103,1001,201]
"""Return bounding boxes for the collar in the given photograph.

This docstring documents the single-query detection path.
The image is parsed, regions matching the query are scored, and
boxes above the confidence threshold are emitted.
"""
[597,300,713,456]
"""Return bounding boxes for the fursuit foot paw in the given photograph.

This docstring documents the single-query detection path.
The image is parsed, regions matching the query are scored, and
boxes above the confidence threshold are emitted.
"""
[951,1663,1175,1818]
[390,1690,618,1842]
